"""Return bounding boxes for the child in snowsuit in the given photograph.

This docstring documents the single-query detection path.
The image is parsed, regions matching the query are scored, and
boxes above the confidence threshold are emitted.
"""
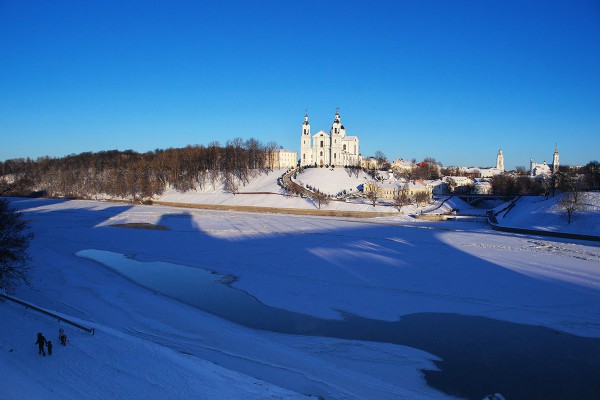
[47,340,53,356]
[35,332,47,356]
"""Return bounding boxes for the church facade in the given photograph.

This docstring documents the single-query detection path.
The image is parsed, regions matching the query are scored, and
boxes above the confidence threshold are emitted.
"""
[300,111,361,167]
[530,146,560,177]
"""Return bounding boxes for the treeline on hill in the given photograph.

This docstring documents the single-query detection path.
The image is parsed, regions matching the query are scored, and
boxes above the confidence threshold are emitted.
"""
[490,162,600,196]
[0,139,281,201]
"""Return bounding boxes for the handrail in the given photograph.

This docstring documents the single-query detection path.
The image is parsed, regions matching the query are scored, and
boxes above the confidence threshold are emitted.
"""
[485,195,600,242]
[493,195,521,219]
[0,292,95,335]
[487,221,600,242]
[424,195,454,213]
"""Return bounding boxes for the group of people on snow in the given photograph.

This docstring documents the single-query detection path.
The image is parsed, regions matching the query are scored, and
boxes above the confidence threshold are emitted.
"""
[35,329,68,356]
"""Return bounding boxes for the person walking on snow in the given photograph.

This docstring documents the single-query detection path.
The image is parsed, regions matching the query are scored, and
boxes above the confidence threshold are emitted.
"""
[59,328,67,346]
[35,332,47,356]
[47,340,53,356]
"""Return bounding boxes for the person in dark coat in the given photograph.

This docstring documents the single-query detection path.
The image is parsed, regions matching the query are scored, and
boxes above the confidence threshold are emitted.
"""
[47,340,53,356]
[35,332,47,356]
[59,328,67,346]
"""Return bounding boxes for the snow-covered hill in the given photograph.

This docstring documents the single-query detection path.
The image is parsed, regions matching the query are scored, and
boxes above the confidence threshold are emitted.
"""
[291,167,372,196]
[156,168,398,213]
[495,192,600,236]
[147,168,600,236]
[1,300,308,400]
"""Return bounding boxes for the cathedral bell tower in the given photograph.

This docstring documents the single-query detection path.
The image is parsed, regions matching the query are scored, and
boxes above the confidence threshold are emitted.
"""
[300,113,312,166]
[331,110,342,135]
[330,109,344,167]
[552,144,559,174]
[496,149,504,172]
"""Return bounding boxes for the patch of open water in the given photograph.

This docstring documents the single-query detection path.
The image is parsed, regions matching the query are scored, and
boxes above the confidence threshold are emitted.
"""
[76,249,600,400]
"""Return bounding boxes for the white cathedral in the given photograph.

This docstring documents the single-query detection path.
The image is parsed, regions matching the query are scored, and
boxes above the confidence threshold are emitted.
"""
[530,145,560,177]
[300,111,361,167]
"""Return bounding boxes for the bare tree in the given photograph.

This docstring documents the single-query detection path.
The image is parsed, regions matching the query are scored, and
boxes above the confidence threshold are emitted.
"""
[515,166,528,175]
[415,191,430,206]
[583,160,600,190]
[446,177,457,194]
[374,150,386,163]
[373,150,390,170]
[393,183,409,211]
[313,190,330,210]
[417,157,440,180]
[224,171,239,194]
[559,192,585,224]
[399,168,415,182]
[0,199,33,292]
[365,183,379,207]
[491,174,518,196]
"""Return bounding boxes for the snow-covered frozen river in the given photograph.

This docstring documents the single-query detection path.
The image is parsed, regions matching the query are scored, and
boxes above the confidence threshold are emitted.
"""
[7,198,600,400]
[77,249,600,399]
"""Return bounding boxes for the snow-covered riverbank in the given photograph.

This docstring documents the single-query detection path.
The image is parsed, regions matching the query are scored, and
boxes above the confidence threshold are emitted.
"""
[2,197,600,399]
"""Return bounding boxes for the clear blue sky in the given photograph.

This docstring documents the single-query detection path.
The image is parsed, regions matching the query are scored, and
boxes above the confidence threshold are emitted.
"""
[1,0,599,169]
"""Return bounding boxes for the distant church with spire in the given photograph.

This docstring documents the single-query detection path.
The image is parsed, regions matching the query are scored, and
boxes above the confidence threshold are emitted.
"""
[530,145,560,176]
[300,110,361,167]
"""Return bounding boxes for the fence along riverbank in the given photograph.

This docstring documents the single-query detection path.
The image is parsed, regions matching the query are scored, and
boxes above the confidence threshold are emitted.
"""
[0,292,95,335]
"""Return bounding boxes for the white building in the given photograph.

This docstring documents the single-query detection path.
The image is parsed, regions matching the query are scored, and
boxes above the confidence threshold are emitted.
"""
[361,157,379,170]
[267,149,297,169]
[456,149,504,178]
[444,176,474,193]
[300,111,361,167]
[477,167,504,178]
[427,179,449,195]
[392,158,415,173]
[530,145,559,177]
[474,179,493,194]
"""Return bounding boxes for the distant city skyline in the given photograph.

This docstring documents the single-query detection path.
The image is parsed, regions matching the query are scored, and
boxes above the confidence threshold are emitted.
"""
[1,1,599,170]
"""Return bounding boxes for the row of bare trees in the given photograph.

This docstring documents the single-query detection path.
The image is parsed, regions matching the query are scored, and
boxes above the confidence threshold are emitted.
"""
[0,139,281,202]
[489,163,599,197]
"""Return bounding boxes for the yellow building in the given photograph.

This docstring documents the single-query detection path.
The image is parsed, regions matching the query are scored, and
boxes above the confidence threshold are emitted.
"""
[363,180,432,202]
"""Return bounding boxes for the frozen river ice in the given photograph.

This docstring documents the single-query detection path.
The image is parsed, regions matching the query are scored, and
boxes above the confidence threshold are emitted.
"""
[77,249,600,399]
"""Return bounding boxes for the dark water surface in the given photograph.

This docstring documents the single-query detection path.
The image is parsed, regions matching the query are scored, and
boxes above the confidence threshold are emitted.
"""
[77,250,600,400]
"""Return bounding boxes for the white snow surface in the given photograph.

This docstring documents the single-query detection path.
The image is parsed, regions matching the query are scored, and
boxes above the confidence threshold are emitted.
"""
[157,168,396,212]
[2,184,600,399]
[495,193,600,236]
[291,167,372,196]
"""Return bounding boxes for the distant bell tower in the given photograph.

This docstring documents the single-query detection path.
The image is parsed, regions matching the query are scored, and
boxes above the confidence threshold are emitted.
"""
[552,144,559,173]
[300,113,312,166]
[496,149,504,172]
[331,109,342,134]
[330,109,345,167]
